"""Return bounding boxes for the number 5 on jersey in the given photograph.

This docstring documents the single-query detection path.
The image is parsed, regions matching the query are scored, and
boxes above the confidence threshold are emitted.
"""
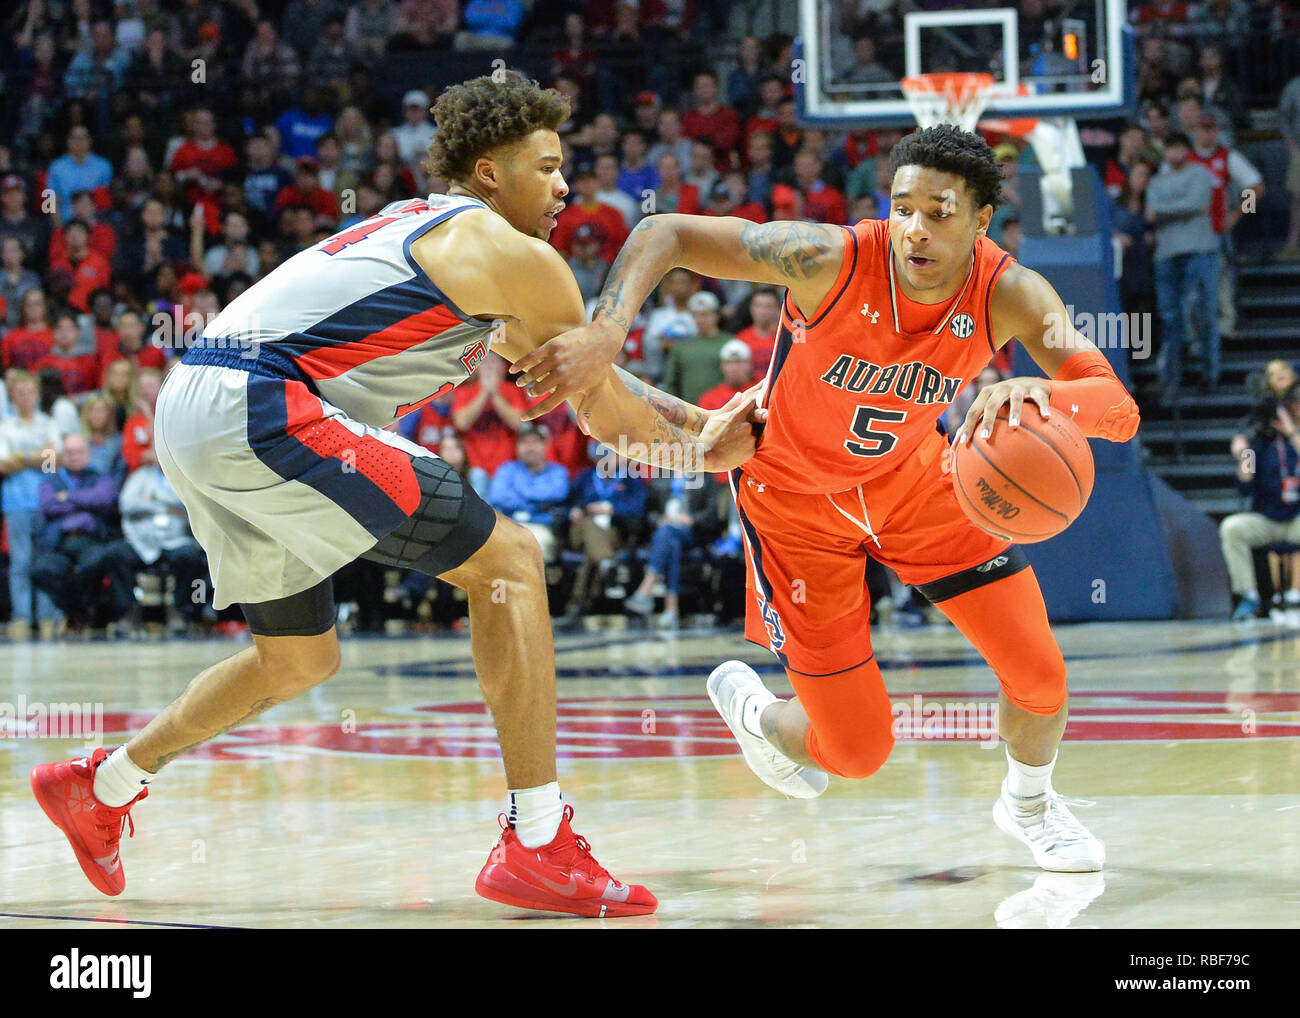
[846,406,908,457]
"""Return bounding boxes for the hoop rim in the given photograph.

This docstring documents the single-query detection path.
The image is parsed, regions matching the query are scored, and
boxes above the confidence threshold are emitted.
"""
[899,71,997,96]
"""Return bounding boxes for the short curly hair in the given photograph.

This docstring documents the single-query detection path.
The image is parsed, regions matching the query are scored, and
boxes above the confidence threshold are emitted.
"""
[424,71,571,184]
[888,124,1005,212]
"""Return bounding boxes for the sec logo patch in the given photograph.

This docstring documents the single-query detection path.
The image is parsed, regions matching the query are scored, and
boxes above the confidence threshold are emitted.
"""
[950,313,975,339]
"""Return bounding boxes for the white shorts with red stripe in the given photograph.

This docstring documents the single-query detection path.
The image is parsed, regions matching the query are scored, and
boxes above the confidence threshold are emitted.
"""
[156,361,437,610]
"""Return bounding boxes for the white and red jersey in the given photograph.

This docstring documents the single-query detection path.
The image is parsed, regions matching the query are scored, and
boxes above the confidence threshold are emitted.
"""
[191,194,498,427]
[1187,145,1230,234]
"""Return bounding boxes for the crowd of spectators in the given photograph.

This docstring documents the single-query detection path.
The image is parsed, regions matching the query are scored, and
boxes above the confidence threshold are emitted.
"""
[0,0,1294,636]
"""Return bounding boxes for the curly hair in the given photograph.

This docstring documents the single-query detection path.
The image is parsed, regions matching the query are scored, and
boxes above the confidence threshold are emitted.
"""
[424,71,571,184]
[888,124,1005,212]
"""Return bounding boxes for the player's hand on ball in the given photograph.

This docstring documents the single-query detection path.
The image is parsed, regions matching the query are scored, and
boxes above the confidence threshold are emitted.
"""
[699,390,767,472]
[512,323,624,420]
[957,377,1052,443]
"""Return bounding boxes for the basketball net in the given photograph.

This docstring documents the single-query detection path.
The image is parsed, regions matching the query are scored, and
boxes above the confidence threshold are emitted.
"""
[900,72,1084,230]
[900,72,997,132]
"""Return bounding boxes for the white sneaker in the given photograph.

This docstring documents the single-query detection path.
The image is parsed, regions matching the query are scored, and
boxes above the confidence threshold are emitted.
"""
[993,780,1105,872]
[994,872,1107,929]
[706,661,828,799]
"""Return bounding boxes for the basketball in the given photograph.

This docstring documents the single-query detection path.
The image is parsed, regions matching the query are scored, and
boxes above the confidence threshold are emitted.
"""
[951,407,1095,543]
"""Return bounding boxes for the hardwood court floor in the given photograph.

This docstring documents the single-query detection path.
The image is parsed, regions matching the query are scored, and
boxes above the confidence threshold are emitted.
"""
[2,619,1298,929]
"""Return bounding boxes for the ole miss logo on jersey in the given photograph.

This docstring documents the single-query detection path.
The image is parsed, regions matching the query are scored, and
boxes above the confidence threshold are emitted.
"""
[460,340,486,375]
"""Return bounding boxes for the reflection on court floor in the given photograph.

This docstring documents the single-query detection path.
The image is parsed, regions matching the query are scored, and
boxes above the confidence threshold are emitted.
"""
[2,620,1298,928]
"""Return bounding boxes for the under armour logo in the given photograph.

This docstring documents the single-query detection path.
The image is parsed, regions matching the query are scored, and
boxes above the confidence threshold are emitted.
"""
[1070,403,1080,417]
[861,303,880,324]
[746,478,766,492]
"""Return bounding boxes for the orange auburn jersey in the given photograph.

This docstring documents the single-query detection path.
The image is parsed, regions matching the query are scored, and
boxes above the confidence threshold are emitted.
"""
[745,217,1016,495]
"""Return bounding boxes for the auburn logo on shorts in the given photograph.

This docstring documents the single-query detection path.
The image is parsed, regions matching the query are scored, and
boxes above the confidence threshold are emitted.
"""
[460,341,487,374]
[759,598,786,650]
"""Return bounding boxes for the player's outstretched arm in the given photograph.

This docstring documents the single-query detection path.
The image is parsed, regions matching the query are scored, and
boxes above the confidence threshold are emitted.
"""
[490,235,762,474]
[958,264,1140,444]
[511,215,847,419]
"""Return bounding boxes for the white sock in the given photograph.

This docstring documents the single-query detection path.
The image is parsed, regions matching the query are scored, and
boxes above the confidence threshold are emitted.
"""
[1286,590,1300,606]
[1243,588,1259,603]
[1004,748,1055,816]
[507,782,564,848]
[740,694,771,739]
[92,746,155,808]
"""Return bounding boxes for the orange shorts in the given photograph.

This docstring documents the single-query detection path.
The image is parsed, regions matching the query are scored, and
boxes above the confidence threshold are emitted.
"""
[733,428,1012,675]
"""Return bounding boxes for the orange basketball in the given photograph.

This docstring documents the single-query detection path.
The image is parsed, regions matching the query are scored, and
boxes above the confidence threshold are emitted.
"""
[951,406,1094,543]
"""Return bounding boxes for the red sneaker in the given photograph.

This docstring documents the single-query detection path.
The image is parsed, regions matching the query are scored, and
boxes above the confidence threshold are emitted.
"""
[475,805,657,918]
[30,748,148,897]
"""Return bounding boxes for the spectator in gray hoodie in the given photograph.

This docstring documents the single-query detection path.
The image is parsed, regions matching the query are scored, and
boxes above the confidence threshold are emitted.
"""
[1145,131,1220,401]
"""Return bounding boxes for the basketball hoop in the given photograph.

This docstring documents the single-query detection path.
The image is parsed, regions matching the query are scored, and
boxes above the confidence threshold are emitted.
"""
[900,72,997,132]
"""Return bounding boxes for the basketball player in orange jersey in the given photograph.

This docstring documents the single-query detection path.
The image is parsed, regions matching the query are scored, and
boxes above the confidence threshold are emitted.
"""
[29,73,763,918]
[514,125,1140,871]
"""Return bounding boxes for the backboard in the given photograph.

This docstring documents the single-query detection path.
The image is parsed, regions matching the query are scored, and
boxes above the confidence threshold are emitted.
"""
[794,0,1136,128]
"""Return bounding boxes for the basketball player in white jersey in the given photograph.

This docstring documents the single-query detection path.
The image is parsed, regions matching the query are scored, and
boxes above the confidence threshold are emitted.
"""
[31,73,761,918]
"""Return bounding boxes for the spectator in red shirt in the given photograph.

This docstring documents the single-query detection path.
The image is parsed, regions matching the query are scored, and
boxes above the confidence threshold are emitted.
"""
[36,310,101,397]
[3,289,55,369]
[49,190,117,265]
[552,12,597,88]
[771,99,804,169]
[1104,124,1156,199]
[794,149,848,225]
[651,152,700,215]
[450,353,528,477]
[407,390,456,452]
[98,309,167,383]
[1133,0,1191,28]
[699,339,759,411]
[744,75,787,148]
[703,173,767,223]
[736,288,782,376]
[770,182,806,221]
[682,70,742,169]
[121,366,163,472]
[274,157,341,221]
[168,106,239,234]
[550,168,629,262]
[49,221,113,313]
[698,339,759,482]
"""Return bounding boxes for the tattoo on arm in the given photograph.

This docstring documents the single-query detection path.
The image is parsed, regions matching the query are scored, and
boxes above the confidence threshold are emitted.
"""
[612,366,708,437]
[592,219,658,332]
[739,221,836,279]
[580,366,710,472]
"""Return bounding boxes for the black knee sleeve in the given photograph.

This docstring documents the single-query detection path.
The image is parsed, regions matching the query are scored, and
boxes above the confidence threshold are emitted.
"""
[241,578,337,637]
[361,456,497,577]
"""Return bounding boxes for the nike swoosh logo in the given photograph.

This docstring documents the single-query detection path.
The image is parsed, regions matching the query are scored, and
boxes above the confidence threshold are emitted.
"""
[93,853,120,875]
[530,871,581,896]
